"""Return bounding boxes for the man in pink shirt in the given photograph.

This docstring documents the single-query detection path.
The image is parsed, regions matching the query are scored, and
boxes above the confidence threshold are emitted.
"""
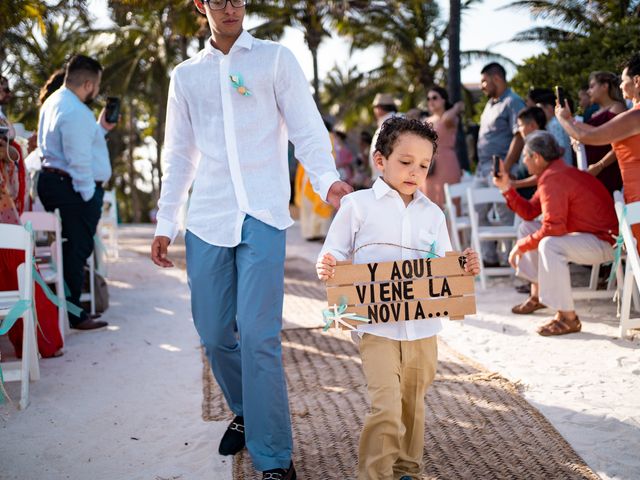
[493,131,618,336]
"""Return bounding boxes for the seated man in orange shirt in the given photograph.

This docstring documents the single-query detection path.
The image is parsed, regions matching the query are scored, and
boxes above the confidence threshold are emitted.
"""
[493,131,618,336]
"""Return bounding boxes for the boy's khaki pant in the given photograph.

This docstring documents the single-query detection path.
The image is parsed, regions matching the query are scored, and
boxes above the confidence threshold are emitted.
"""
[358,333,438,480]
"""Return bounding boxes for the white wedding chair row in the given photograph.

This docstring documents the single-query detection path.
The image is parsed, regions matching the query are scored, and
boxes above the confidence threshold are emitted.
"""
[0,224,40,410]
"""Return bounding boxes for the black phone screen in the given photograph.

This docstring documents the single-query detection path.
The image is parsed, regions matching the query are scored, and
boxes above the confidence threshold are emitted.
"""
[105,97,120,124]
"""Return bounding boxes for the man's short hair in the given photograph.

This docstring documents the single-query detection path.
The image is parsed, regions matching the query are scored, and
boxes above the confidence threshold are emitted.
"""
[481,62,506,80]
[517,106,546,130]
[524,131,563,162]
[622,52,640,77]
[65,54,102,87]
[534,91,557,108]
[527,87,553,105]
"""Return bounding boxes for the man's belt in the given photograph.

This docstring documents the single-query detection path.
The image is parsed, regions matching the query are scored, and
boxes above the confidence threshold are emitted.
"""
[42,166,70,177]
[42,166,104,188]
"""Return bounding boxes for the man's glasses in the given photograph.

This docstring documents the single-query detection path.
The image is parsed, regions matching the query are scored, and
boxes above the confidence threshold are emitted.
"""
[204,0,247,10]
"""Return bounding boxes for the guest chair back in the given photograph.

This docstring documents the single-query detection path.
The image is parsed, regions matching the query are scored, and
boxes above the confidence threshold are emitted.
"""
[614,191,640,337]
[20,209,68,340]
[0,223,40,409]
[467,187,519,289]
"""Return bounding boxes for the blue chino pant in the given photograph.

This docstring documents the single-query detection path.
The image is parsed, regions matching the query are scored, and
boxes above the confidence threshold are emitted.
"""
[185,216,292,471]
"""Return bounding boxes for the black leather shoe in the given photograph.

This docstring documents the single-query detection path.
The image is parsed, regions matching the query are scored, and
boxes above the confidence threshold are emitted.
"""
[262,462,296,480]
[71,319,108,330]
[218,416,245,455]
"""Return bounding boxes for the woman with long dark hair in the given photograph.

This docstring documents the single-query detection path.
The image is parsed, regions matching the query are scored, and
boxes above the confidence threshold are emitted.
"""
[421,86,464,208]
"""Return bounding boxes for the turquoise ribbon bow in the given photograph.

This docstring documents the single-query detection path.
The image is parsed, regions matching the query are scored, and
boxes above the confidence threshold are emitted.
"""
[230,73,251,96]
[425,241,438,259]
[609,205,627,285]
[322,302,369,332]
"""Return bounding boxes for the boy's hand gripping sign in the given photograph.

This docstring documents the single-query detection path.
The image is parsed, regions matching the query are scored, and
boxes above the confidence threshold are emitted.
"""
[323,252,476,331]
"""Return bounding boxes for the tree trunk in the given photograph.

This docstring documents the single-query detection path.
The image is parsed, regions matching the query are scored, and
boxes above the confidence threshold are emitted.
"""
[447,0,461,103]
[311,46,320,105]
[154,82,167,197]
[127,99,141,222]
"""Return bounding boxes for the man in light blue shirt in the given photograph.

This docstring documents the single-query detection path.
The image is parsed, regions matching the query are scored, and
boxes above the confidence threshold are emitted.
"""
[37,54,115,330]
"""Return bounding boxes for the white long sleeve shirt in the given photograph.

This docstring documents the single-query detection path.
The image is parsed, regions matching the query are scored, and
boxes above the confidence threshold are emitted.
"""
[155,31,340,246]
[319,178,452,341]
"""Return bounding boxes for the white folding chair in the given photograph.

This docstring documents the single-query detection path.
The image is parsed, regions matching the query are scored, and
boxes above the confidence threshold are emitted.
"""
[98,190,119,259]
[80,254,96,316]
[0,224,40,410]
[444,182,471,252]
[614,192,640,337]
[467,187,519,289]
[20,209,68,340]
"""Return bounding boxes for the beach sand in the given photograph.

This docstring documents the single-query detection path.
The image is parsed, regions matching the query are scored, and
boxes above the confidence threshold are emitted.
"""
[1,223,639,479]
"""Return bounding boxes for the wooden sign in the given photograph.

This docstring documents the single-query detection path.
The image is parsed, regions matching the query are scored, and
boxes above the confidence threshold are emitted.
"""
[325,252,476,329]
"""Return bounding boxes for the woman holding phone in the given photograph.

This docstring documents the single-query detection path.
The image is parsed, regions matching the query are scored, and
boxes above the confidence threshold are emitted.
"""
[557,53,640,251]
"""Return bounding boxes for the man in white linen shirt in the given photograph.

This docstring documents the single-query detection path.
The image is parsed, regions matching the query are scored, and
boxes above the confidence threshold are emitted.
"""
[38,55,115,330]
[149,1,352,478]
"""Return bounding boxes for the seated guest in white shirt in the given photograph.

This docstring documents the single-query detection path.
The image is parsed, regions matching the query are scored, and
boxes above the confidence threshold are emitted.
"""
[316,117,480,480]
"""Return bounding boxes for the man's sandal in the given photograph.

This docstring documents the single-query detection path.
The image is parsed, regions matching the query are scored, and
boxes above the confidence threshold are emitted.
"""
[511,296,547,315]
[536,315,582,336]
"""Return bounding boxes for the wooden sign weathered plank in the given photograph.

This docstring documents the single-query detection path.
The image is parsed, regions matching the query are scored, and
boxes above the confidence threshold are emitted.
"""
[324,252,476,330]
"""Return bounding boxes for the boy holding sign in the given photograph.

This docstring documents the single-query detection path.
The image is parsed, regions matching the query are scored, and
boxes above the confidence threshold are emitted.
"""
[316,117,480,480]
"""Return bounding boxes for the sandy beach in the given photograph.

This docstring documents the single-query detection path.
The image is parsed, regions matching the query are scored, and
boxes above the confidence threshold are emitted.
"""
[1,223,639,479]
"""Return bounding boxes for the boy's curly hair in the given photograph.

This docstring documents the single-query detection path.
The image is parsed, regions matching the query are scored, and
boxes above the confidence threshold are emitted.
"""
[374,116,438,158]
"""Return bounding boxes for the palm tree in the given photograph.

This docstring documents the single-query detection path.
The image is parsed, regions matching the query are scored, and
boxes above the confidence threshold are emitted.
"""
[448,0,462,103]
[249,0,347,104]
[503,0,640,44]
[1,12,94,129]
[104,0,203,205]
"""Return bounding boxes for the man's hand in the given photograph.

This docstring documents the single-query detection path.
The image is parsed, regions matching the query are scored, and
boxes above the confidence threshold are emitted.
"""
[316,252,337,281]
[151,236,174,268]
[98,109,117,132]
[491,158,511,192]
[461,248,481,275]
[326,181,353,209]
[508,244,522,270]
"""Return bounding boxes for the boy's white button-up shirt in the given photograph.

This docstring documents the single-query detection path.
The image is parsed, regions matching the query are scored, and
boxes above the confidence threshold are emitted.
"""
[319,178,452,341]
[155,31,339,246]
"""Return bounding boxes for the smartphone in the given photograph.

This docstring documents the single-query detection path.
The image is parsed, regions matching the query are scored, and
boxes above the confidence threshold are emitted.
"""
[555,86,566,106]
[492,155,502,178]
[105,96,121,124]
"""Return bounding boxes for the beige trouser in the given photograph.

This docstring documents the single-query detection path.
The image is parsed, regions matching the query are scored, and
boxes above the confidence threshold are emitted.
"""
[516,221,614,311]
[358,334,438,480]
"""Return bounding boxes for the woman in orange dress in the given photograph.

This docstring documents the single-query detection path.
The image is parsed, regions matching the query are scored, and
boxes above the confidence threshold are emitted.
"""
[421,86,464,208]
[556,53,640,250]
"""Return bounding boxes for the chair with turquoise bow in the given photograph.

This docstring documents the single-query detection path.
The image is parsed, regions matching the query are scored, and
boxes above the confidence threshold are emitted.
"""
[614,191,640,338]
[0,223,40,409]
[20,209,69,342]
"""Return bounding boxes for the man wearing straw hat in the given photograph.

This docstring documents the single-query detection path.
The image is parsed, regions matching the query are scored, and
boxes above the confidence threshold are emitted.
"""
[369,92,399,180]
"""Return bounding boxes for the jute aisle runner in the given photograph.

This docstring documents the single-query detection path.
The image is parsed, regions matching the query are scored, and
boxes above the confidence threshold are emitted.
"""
[201,258,599,479]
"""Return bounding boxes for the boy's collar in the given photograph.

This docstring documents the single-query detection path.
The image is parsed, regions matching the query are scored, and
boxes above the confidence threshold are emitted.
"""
[372,177,429,203]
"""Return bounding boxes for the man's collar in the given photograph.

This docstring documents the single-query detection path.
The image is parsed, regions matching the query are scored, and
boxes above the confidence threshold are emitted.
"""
[490,87,511,104]
[204,30,253,55]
